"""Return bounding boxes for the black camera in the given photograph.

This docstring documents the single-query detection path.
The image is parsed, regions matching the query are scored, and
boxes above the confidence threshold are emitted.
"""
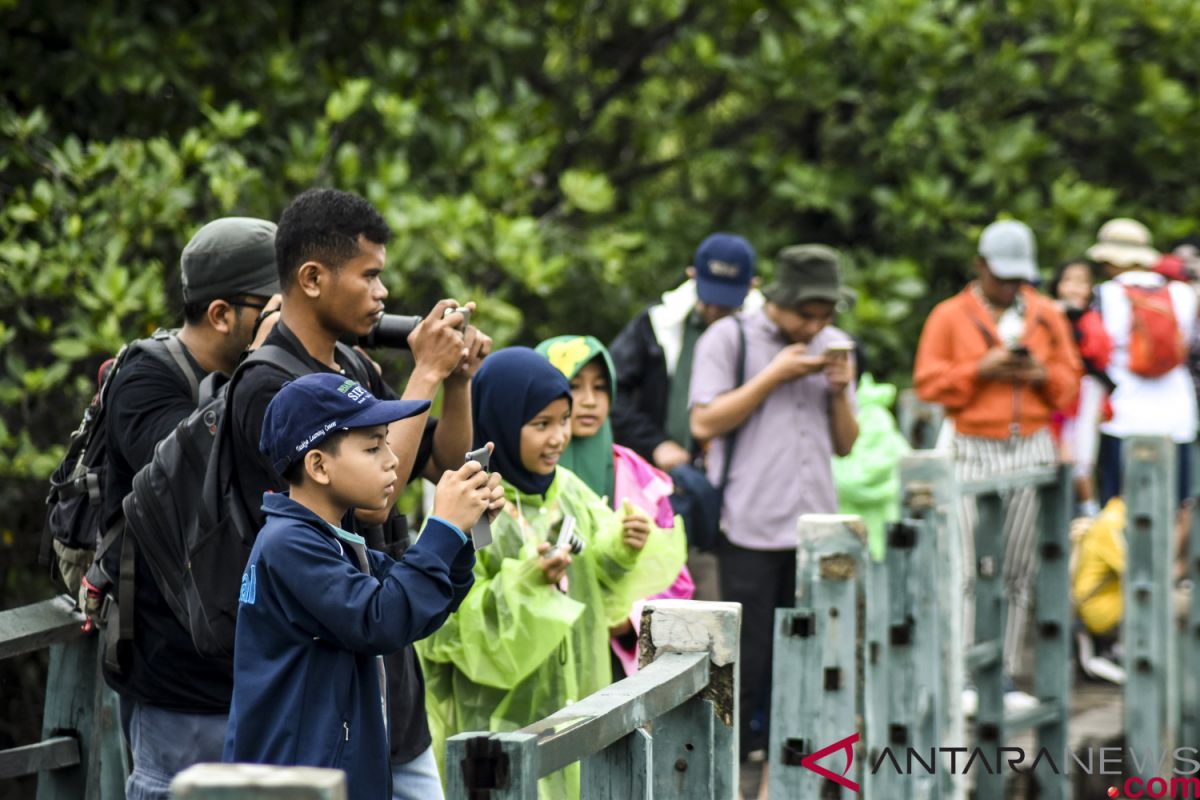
[356,314,422,350]
[355,307,471,350]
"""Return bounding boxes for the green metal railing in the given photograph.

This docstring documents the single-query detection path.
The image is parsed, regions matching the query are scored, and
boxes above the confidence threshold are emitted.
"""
[1122,437,1192,777]
[768,452,1074,798]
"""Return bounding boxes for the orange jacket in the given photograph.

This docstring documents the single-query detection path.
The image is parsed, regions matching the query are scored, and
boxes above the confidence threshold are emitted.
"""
[914,285,1082,439]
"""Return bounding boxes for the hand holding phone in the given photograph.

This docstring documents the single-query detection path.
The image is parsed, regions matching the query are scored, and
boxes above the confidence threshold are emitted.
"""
[824,341,855,360]
[443,305,472,331]
[464,446,493,549]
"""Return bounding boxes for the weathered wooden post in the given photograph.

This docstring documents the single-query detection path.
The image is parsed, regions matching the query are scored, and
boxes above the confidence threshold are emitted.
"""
[895,389,946,451]
[1183,487,1200,747]
[769,514,866,800]
[1123,436,1178,775]
[1031,464,1073,799]
[639,600,741,800]
[18,596,128,800]
[900,451,965,800]
[169,764,346,799]
[964,482,1005,800]
[867,513,945,797]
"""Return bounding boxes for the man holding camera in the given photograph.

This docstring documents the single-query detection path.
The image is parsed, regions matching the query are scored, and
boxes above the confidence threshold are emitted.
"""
[688,244,859,761]
[229,188,490,799]
[914,219,1080,713]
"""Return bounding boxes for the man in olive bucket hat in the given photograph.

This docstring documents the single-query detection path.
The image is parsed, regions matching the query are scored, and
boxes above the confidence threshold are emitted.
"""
[689,243,859,760]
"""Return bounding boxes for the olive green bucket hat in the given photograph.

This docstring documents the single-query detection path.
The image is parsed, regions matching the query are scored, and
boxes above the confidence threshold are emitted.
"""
[763,244,850,308]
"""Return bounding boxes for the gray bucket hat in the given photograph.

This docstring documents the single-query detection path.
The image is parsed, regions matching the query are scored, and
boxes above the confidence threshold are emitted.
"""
[181,217,281,304]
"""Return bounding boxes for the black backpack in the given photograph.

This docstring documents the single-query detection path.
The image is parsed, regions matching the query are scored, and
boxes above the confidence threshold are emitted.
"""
[42,331,198,596]
[121,342,353,658]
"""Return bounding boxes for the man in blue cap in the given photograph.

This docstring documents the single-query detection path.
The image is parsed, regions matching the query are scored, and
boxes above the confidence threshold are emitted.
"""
[608,233,761,600]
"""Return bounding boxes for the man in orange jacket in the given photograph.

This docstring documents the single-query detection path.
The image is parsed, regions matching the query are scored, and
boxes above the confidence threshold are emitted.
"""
[914,219,1081,713]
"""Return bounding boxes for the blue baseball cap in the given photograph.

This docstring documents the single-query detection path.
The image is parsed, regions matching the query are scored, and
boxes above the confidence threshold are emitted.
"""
[694,233,756,308]
[260,373,431,475]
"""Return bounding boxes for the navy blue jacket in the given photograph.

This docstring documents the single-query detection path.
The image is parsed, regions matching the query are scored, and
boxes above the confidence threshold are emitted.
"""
[223,493,475,799]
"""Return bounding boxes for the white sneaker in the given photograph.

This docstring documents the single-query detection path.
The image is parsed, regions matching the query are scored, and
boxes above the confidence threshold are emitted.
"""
[1003,689,1039,714]
[1082,655,1126,685]
[962,687,978,718]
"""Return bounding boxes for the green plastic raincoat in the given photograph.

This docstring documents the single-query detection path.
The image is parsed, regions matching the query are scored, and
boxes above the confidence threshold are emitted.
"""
[832,374,910,561]
[417,466,686,799]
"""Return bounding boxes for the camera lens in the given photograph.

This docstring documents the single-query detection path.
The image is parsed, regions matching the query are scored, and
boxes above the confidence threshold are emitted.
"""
[357,314,421,350]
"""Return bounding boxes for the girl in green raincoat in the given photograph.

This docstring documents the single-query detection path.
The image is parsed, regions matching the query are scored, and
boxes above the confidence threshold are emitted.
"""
[535,335,692,678]
[416,348,684,799]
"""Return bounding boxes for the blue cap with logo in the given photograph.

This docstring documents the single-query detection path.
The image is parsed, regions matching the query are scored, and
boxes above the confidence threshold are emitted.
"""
[260,373,431,475]
[693,232,756,308]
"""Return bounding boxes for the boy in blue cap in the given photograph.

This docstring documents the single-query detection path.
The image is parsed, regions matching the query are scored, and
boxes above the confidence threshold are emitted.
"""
[223,372,502,800]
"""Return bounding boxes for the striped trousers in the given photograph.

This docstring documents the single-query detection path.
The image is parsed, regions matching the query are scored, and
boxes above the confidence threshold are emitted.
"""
[954,428,1057,678]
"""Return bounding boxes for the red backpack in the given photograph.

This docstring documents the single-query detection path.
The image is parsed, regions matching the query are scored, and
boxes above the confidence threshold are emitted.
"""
[1124,284,1186,377]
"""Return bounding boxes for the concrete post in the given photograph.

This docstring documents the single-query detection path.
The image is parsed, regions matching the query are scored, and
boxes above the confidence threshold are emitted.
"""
[169,764,346,799]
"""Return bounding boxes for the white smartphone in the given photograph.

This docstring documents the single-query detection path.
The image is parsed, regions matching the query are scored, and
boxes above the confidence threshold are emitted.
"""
[825,341,855,359]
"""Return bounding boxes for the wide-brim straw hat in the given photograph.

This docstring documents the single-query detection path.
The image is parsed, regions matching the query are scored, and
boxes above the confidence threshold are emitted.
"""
[1085,218,1160,269]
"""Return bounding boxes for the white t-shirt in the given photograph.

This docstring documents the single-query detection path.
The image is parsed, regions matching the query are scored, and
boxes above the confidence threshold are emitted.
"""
[1096,271,1198,442]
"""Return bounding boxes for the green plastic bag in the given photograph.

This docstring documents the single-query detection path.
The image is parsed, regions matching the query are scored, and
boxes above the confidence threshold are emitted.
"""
[833,374,910,561]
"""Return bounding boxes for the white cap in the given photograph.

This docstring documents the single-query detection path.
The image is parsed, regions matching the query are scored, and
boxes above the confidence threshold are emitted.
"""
[978,220,1038,281]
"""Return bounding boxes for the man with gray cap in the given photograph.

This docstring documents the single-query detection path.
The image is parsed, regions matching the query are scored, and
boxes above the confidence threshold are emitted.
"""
[689,243,859,760]
[915,219,1079,715]
[83,217,281,800]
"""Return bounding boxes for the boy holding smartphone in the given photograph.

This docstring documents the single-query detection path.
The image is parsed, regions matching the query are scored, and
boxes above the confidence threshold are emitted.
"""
[223,373,504,800]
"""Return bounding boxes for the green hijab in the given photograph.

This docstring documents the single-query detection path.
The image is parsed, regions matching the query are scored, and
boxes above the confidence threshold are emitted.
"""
[535,335,617,502]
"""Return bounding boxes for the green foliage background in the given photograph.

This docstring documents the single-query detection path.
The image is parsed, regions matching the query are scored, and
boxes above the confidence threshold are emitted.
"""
[2,0,1200,770]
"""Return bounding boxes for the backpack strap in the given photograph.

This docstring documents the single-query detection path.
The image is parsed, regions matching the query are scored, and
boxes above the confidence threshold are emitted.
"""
[160,333,200,404]
[968,314,999,348]
[134,330,201,404]
[238,343,313,381]
[718,317,747,502]
[102,522,135,674]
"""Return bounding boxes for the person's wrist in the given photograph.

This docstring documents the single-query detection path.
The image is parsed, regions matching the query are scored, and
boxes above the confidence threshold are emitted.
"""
[406,365,444,396]
[768,361,784,383]
[443,367,470,386]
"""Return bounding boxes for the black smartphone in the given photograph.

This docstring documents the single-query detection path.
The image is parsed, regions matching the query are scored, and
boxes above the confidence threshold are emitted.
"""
[464,446,492,549]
